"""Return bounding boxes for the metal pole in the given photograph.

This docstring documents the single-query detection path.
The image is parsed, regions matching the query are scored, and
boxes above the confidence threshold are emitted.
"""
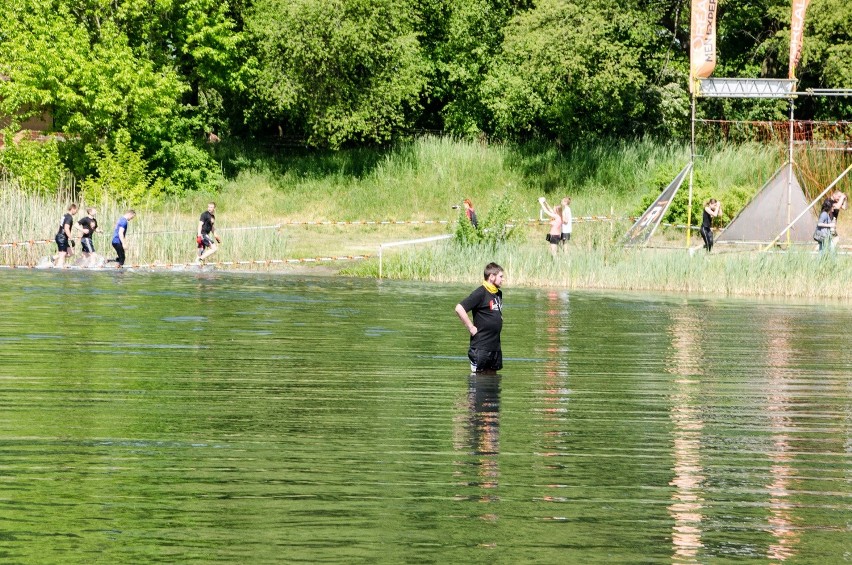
[763,162,852,251]
[786,98,795,247]
[686,94,696,248]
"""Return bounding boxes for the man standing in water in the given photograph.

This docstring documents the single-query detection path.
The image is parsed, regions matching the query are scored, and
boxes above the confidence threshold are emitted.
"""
[54,203,78,268]
[196,202,220,264]
[455,262,504,373]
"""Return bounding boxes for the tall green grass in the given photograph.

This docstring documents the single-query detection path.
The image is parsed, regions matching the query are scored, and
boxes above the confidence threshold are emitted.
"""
[202,136,784,225]
[0,187,292,266]
[350,223,852,299]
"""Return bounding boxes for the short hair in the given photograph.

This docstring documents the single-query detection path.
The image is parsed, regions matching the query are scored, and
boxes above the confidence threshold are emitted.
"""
[126,209,137,216]
[483,262,503,280]
[68,203,78,211]
[208,201,216,207]
[86,207,95,215]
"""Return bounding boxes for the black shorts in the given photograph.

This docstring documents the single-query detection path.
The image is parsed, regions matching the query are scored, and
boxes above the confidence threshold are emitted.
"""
[561,233,571,242]
[200,234,215,249]
[80,237,95,253]
[468,348,502,372]
[55,233,70,252]
[546,234,561,245]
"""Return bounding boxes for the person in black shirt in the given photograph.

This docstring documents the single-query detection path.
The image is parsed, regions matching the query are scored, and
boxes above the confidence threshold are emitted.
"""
[700,198,721,252]
[78,207,99,267]
[54,203,78,268]
[196,202,220,264]
[454,262,505,373]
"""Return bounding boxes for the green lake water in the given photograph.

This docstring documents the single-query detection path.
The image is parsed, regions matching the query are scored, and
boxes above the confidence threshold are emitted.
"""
[0,271,849,563]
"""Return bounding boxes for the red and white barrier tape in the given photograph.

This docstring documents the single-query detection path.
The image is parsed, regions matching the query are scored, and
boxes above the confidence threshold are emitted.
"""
[0,254,371,270]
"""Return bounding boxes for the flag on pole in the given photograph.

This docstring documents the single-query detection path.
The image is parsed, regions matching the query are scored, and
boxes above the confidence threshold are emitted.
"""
[690,0,718,92]
[789,0,811,79]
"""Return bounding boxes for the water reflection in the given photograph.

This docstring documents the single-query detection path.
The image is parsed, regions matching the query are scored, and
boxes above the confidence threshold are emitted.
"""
[666,305,706,564]
[764,316,800,562]
[540,291,570,505]
[452,373,501,523]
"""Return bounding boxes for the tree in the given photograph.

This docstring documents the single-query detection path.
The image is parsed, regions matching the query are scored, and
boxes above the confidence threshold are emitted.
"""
[246,0,429,147]
[481,0,660,140]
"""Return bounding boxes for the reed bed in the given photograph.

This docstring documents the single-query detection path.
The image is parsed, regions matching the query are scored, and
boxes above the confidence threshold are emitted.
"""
[347,222,852,300]
[0,188,293,266]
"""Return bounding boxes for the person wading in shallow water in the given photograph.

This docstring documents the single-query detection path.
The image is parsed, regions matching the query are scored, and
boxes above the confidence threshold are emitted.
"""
[196,202,220,264]
[78,207,99,267]
[110,210,136,268]
[455,262,505,374]
[54,203,78,268]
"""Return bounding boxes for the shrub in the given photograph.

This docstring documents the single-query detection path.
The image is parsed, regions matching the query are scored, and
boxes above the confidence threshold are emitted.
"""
[79,131,157,205]
[453,193,517,247]
[152,140,223,196]
[0,136,65,193]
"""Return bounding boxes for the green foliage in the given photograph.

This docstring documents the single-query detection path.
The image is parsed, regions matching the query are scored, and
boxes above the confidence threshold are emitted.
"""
[483,0,660,140]
[634,164,764,227]
[0,137,65,194]
[153,140,223,195]
[79,131,158,205]
[453,193,516,247]
[634,164,710,226]
[247,0,428,147]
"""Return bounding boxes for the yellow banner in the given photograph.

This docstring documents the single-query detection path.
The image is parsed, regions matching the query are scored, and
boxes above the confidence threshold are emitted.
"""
[789,0,811,79]
[690,0,718,92]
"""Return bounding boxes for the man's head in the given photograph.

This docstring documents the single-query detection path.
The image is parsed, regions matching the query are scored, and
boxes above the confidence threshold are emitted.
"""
[68,203,78,213]
[483,262,504,287]
[125,209,137,220]
[208,202,216,213]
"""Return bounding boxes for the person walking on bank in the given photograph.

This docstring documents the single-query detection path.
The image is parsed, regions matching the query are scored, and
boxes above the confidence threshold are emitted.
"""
[560,196,573,250]
[463,198,479,229]
[815,199,835,253]
[111,210,136,268]
[701,198,722,252]
[196,202,220,264]
[78,207,99,267]
[538,197,562,257]
[54,203,78,268]
[830,189,847,239]
[455,262,505,374]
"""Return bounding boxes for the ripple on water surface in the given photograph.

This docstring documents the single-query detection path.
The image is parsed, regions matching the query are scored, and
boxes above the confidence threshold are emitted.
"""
[0,272,848,563]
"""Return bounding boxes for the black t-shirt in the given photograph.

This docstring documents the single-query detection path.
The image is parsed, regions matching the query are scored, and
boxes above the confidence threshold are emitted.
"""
[199,211,215,235]
[57,213,73,236]
[701,209,712,230]
[78,216,97,238]
[459,285,503,351]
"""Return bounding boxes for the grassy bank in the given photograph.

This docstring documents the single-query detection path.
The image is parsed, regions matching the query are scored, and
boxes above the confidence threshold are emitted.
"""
[4,135,850,299]
[348,231,852,299]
